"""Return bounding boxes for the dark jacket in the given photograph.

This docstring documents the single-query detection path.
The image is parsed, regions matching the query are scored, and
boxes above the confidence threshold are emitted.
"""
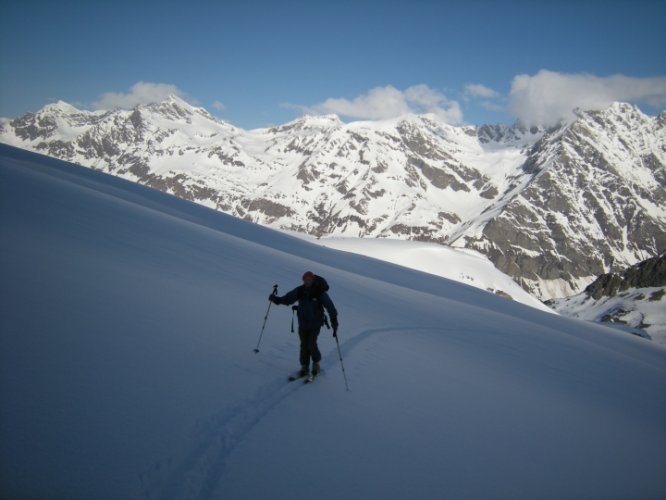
[278,285,337,330]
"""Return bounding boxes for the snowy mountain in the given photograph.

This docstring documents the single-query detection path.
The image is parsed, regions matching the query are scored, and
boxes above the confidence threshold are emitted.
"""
[457,103,666,299]
[1,144,665,500]
[549,253,666,344]
[1,97,664,300]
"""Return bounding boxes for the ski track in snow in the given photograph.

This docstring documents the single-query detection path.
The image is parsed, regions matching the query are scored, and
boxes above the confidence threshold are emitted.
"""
[142,371,303,500]
[141,326,428,500]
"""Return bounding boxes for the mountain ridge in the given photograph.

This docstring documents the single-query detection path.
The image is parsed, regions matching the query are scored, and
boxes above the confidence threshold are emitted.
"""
[2,97,664,299]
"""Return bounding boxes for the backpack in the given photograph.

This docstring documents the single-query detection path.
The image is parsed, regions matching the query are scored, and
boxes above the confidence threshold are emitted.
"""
[291,275,332,331]
[310,274,329,299]
[298,274,329,299]
[312,275,331,328]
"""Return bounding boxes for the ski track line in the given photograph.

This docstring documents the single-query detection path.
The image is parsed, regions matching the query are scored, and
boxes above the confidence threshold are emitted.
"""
[141,375,302,500]
[142,325,444,500]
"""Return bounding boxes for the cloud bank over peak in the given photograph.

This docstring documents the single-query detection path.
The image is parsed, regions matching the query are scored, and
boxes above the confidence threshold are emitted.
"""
[508,70,666,127]
[88,72,666,130]
[296,71,665,129]
[92,82,191,110]
[298,85,463,125]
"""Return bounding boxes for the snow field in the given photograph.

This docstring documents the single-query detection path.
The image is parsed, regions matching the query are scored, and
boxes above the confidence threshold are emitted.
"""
[1,144,665,500]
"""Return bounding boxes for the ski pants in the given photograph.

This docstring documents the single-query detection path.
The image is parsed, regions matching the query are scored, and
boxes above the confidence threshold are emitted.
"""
[298,326,322,367]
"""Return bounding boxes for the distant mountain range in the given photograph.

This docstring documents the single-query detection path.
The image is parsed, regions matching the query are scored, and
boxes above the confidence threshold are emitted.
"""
[2,96,664,300]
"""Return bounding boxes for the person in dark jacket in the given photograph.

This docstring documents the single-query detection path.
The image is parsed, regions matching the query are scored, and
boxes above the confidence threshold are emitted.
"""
[269,271,338,377]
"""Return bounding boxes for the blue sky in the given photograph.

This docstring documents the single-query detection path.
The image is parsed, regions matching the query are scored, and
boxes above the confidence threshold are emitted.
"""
[1,0,665,129]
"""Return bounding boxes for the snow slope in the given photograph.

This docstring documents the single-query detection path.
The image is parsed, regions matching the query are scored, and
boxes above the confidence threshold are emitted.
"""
[1,144,665,500]
[295,234,552,313]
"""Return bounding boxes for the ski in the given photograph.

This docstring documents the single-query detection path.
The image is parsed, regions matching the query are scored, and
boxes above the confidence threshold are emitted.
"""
[288,372,307,382]
[289,368,321,383]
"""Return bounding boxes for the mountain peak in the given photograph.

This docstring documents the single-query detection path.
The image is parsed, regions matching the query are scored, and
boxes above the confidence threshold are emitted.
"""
[269,114,342,134]
[139,94,201,122]
[144,94,193,110]
[162,94,192,107]
[41,100,84,115]
[573,102,649,124]
[607,101,641,115]
[298,114,343,127]
[477,121,545,146]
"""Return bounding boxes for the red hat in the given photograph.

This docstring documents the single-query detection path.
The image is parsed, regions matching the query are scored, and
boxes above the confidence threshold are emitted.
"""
[302,271,315,281]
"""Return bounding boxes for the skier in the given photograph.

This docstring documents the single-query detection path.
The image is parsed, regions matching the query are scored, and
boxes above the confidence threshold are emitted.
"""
[269,271,338,379]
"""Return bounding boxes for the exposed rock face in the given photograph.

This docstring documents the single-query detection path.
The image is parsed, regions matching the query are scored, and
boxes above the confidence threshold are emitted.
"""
[1,98,664,300]
[453,104,666,298]
[548,253,666,344]
[584,253,666,300]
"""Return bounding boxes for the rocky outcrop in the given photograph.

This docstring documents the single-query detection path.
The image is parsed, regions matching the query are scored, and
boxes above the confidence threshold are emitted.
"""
[584,253,666,300]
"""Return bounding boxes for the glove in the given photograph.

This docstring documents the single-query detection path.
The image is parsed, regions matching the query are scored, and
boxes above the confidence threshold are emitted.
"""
[269,294,281,304]
[331,317,339,336]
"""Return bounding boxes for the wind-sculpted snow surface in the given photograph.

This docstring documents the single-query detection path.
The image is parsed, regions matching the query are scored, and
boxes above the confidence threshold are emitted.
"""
[1,145,665,500]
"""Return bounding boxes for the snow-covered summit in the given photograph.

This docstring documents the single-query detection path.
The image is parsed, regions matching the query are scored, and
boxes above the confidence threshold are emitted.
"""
[41,100,87,115]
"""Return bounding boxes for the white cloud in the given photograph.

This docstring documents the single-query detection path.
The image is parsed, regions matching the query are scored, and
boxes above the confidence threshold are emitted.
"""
[92,82,187,110]
[508,70,666,127]
[303,85,463,125]
[212,100,226,111]
[464,83,499,100]
[310,86,410,120]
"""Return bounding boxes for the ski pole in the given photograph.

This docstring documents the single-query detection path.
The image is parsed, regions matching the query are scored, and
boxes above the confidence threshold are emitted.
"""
[333,327,351,392]
[254,284,278,353]
[291,306,297,333]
